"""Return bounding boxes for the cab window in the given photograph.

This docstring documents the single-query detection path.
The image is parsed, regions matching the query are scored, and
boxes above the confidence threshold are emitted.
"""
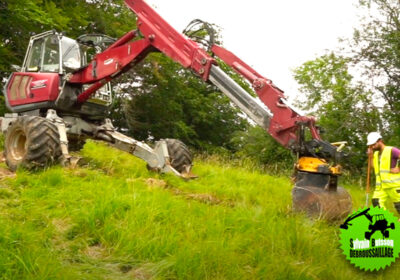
[42,35,60,72]
[27,38,44,72]
[26,35,60,73]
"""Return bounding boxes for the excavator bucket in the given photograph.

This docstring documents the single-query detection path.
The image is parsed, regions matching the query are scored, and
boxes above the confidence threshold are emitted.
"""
[292,171,352,220]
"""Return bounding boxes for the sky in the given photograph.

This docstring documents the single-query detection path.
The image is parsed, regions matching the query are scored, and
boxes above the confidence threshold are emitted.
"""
[145,0,361,102]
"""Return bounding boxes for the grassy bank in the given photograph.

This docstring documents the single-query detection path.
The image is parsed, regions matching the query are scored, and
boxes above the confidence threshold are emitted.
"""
[0,141,398,279]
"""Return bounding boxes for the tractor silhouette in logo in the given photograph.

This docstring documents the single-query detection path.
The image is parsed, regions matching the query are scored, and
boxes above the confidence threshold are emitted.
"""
[340,208,395,239]
[365,214,395,240]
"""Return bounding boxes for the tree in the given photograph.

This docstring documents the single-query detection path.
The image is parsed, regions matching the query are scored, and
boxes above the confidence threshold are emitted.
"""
[293,53,380,170]
[115,53,248,149]
[230,126,293,168]
[349,0,400,143]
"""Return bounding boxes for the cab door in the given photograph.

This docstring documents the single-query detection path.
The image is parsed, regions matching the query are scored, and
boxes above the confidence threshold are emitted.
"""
[6,33,61,110]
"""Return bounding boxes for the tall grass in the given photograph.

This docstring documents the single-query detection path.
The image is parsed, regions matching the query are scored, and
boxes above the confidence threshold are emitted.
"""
[0,140,397,279]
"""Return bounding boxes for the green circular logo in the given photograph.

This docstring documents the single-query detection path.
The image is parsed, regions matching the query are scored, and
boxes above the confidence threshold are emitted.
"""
[340,207,400,271]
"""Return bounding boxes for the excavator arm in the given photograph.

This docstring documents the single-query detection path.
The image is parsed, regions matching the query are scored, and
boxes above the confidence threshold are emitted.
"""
[68,0,352,219]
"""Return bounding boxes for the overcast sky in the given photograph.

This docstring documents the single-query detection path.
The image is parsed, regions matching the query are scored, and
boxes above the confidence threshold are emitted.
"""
[145,0,361,101]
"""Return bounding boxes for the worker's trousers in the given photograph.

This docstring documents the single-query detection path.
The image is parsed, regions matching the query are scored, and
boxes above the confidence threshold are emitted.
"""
[372,185,400,214]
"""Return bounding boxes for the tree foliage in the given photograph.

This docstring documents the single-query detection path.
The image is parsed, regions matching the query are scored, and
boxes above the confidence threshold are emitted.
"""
[112,53,248,150]
[350,0,400,142]
[230,126,293,168]
[294,53,380,170]
[0,0,134,77]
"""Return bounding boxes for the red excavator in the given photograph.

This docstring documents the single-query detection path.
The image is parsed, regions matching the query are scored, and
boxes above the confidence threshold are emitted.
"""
[1,0,352,219]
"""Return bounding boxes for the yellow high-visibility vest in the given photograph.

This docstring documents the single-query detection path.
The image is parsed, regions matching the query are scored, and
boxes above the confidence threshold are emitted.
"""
[373,146,400,189]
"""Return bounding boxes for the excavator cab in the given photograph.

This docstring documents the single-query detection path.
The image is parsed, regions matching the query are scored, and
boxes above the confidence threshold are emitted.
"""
[5,31,112,113]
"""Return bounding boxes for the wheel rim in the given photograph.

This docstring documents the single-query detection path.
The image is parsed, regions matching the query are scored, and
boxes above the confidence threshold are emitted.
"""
[9,128,27,161]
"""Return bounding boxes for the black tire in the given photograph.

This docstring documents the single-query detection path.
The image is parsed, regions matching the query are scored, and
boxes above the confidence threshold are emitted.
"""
[165,138,192,173]
[4,116,61,171]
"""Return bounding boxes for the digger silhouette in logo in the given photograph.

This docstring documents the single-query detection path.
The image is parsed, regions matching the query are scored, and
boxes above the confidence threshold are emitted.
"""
[340,208,395,239]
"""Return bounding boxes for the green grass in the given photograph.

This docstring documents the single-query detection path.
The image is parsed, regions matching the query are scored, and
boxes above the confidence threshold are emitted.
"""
[0,140,398,279]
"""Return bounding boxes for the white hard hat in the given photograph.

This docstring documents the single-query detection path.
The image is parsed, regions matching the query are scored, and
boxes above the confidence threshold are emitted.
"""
[367,132,382,146]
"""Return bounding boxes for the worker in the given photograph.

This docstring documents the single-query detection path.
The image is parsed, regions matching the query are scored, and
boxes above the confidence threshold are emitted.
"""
[367,132,400,215]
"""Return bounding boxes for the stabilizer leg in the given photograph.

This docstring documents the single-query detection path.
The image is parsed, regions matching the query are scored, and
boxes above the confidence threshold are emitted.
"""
[91,119,194,178]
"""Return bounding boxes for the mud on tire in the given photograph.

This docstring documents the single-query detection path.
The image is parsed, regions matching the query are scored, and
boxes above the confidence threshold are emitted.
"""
[4,116,61,171]
[165,138,192,173]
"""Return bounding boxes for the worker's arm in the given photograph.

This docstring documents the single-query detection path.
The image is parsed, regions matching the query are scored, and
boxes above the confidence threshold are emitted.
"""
[390,147,400,173]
